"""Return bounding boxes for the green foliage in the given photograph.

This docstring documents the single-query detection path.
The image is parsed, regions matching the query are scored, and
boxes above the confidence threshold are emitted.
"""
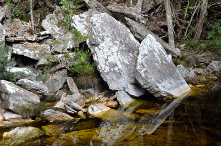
[45,95,60,102]
[19,102,48,119]
[0,46,15,81]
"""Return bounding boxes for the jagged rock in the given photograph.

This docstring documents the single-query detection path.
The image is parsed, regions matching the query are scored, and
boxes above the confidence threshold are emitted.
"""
[196,53,213,63]
[116,91,135,106]
[62,100,86,112]
[54,93,82,109]
[84,0,112,15]
[35,58,48,69]
[3,19,29,37]
[0,6,5,22]
[107,0,143,20]
[125,17,180,58]
[0,127,44,146]
[77,111,86,119]
[0,24,5,47]
[64,104,78,114]
[142,0,163,13]
[207,61,221,76]
[73,12,143,96]
[12,42,50,60]
[87,104,110,117]
[107,101,118,107]
[0,80,40,114]
[6,67,37,81]
[42,6,82,53]
[135,34,190,98]
[81,88,100,97]
[41,109,74,122]
[177,65,197,84]
[125,84,146,97]
[2,5,12,19]
[0,114,3,122]
[44,69,68,93]
[16,79,49,97]
[3,111,22,121]
[192,68,207,76]
[67,77,80,94]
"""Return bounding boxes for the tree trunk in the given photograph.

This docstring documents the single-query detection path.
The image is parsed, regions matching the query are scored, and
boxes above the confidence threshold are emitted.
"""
[164,0,175,49]
[193,0,208,42]
[30,0,35,34]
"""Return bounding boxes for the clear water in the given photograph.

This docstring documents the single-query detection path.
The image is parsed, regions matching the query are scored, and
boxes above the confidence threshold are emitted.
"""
[0,78,220,146]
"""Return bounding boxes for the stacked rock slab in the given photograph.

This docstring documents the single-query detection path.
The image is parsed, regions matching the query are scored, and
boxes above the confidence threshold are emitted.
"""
[135,34,190,97]
[72,12,143,96]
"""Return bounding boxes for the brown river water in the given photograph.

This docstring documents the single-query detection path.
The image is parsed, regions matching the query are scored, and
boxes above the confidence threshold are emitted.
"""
[0,78,220,146]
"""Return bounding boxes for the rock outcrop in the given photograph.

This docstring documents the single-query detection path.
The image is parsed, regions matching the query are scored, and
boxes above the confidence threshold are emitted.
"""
[0,80,40,114]
[44,69,68,93]
[72,12,144,96]
[12,42,50,60]
[135,34,190,98]
[0,24,5,47]
[41,109,74,122]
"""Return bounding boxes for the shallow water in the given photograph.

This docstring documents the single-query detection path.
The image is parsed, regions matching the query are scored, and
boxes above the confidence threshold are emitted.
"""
[0,78,221,146]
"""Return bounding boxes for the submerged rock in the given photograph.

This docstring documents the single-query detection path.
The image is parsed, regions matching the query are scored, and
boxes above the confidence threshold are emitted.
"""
[73,12,144,96]
[116,91,135,106]
[135,34,190,98]
[0,126,44,146]
[41,109,74,122]
[0,80,40,114]
[87,104,110,117]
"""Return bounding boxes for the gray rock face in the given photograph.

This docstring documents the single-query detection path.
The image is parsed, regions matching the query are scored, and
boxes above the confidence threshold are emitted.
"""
[41,109,74,122]
[116,91,135,106]
[72,12,140,92]
[197,53,213,63]
[0,6,5,22]
[0,80,40,114]
[62,100,86,112]
[6,67,37,81]
[3,19,29,37]
[41,7,82,52]
[84,0,112,15]
[142,0,163,13]
[177,65,197,84]
[16,79,49,97]
[67,77,79,94]
[124,84,146,97]
[125,17,180,58]
[135,34,190,98]
[207,61,221,76]
[44,69,68,93]
[0,24,5,47]
[12,42,50,60]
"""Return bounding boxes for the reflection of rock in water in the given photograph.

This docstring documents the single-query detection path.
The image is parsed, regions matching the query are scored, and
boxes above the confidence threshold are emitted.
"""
[140,92,189,135]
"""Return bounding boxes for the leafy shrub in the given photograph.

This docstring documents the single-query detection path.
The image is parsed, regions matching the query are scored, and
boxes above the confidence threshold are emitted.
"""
[45,95,60,102]
[19,102,48,119]
[0,46,15,81]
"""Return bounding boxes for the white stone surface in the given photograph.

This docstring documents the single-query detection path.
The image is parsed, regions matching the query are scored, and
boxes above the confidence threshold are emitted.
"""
[135,34,190,97]
[72,12,142,94]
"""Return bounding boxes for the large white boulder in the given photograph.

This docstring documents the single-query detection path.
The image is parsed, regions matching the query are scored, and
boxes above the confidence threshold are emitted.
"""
[135,34,190,98]
[72,12,144,96]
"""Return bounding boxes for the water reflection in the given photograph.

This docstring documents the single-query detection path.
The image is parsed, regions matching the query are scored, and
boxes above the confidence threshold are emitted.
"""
[0,79,221,146]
